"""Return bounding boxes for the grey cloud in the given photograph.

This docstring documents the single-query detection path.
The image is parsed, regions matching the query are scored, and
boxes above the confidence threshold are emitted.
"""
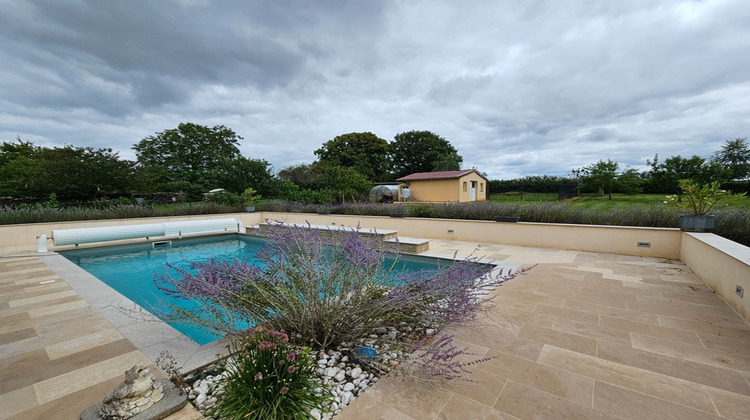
[1,0,749,180]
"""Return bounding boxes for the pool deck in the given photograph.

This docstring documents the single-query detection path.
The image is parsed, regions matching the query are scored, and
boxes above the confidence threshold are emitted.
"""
[2,239,750,419]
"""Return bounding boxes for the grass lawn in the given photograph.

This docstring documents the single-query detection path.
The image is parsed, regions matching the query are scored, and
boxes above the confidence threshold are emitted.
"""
[490,193,750,211]
[489,192,559,202]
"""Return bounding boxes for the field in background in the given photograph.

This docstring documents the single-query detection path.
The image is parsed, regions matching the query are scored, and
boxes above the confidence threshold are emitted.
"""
[490,192,750,211]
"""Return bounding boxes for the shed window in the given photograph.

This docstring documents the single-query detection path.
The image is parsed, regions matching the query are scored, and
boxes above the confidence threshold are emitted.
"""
[463,181,467,191]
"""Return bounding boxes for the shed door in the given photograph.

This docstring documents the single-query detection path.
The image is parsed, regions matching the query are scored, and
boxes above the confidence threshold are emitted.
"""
[470,181,477,201]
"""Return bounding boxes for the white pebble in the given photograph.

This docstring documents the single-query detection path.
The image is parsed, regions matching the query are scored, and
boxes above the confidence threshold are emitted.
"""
[343,382,355,392]
[349,367,362,378]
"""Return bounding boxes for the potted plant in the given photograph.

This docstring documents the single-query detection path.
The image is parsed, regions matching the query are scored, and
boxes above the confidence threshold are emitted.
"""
[665,179,744,231]
[242,187,261,212]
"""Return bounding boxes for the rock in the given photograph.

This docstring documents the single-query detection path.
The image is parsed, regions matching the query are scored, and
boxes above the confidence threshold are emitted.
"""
[349,367,362,378]
[341,391,354,405]
[195,393,206,406]
[343,382,355,392]
[334,371,346,382]
[373,326,388,334]
[310,408,323,420]
[98,364,165,420]
[426,328,436,336]
[323,367,337,377]
[331,402,339,411]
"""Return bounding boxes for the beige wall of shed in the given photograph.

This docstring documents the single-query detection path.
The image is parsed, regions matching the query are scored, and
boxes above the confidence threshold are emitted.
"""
[405,172,488,203]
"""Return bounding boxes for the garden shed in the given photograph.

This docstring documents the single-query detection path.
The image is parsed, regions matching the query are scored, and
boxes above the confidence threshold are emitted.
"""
[395,169,489,202]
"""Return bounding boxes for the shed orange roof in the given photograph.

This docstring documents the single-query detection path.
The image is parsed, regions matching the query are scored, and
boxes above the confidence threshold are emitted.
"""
[395,169,486,181]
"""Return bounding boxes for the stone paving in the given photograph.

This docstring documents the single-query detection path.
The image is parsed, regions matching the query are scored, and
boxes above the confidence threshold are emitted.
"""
[1,239,749,419]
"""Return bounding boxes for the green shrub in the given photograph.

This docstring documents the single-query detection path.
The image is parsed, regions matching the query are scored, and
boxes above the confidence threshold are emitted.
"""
[209,326,329,420]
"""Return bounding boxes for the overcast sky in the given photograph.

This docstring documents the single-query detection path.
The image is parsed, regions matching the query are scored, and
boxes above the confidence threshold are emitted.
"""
[1,0,749,179]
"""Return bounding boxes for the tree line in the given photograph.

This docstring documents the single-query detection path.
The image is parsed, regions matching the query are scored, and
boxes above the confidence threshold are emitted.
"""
[489,138,750,199]
[0,124,463,205]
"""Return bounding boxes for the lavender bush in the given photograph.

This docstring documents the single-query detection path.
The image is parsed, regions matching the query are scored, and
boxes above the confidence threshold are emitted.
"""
[156,223,513,351]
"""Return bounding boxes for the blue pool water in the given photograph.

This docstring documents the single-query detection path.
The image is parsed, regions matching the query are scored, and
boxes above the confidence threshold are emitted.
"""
[60,234,466,345]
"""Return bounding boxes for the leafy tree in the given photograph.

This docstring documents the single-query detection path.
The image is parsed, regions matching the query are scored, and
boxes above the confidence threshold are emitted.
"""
[0,139,133,199]
[583,160,619,200]
[615,168,644,195]
[320,164,372,203]
[278,164,326,191]
[133,123,242,188]
[214,157,275,196]
[314,132,390,181]
[713,137,750,180]
[646,154,729,194]
[390,131,463,178]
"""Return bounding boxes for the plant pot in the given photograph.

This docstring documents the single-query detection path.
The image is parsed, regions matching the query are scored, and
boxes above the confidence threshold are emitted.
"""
[245,206,256,212]
[679,214,715,232]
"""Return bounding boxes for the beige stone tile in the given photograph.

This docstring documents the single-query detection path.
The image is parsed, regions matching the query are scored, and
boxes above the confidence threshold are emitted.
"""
[437,368,506,407]
[0,385,38,420]
[7,290,79,308]
[163,404,205,420]
[599,315,703,346]
[437,394,513,420]
[563,299,659,324]
[708,387,750,420]
[551,318,631,343]
[597,341,750,396]
[10,375,123,420]
[481,350,593,406]
[593,381,721,419]
[631,333,750,372]
[628,296,744,326]
[45,328,126,360]
[538,345,718,413]
[0,266,51,279]
[335,391,416,420]
[533,304,601,325]
[517,324,598,356]
[659,289,729,306]
[9,274,61,286]
[697,332,750,357]
[657,315,750,341]
[481,306,555,331]
[486,295,539,313]
[441,322,545,362]
[26,299,88,318]
[368,376,455,419]
[535,287,630,309]
[33,350,152,404]
[495,380,609,420]
[493,289,565,307]
[0,326,36,346]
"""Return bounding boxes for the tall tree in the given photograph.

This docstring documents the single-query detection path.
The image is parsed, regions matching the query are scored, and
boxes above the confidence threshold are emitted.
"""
[390,131,462,178]
[713,137,750,180]
[214,157,275,196]
[133,123,242,188]
[647,154,729,194]
[583,159,619,200]
[314,132,390,181]
[0,139,133,199]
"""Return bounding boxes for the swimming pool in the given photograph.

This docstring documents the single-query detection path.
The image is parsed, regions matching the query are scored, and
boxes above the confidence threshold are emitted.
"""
[60,234,474,344]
